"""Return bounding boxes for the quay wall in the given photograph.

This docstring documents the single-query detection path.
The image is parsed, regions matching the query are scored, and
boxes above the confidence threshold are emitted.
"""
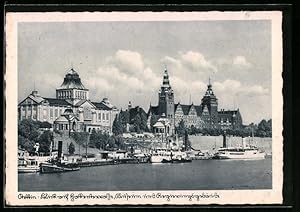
[189,135,272,154]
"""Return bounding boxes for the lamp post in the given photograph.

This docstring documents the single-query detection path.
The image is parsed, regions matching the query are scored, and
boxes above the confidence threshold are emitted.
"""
[86,132,90,160]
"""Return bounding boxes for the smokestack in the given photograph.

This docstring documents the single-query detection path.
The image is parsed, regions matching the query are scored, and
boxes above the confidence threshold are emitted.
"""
[223,131,226,148]
[58,141,63,159]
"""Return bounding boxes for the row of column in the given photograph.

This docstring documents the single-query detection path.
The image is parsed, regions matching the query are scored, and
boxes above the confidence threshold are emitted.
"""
[57,90,87,99]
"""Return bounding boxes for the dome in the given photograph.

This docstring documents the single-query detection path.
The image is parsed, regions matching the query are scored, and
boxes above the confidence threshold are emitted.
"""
[57,68,87,90]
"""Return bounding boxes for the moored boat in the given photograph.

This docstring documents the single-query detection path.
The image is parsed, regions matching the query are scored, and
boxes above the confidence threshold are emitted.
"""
[213,146,266,160]
[39,162,80,173]
[18,157,40,173]
[150,149,172,163]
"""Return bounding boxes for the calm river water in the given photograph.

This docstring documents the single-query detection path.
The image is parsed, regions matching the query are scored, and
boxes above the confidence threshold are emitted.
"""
[19,158,272,191]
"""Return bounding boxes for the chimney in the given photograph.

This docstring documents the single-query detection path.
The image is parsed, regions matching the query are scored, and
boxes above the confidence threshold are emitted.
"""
[222,131,226,148]
[31,90,38,97]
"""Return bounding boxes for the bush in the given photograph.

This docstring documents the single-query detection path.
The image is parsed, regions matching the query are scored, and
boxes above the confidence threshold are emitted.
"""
[68,142,75,155]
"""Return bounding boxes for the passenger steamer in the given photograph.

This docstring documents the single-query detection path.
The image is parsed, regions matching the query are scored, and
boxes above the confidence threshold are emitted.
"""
[214,132,266,160]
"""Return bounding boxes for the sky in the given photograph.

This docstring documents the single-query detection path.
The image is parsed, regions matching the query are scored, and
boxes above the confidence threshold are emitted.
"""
[18,20,272,124]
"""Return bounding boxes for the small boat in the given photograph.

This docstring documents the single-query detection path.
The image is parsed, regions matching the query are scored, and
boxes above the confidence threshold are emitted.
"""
[150,149,172,163]
[18,157,40,173]
[192,151,214,160]
[39,162,80,173]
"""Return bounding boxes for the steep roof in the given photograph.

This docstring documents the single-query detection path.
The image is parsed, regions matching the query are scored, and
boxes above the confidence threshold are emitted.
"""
[194,105,202,116]
[43,98,72,106]
[175,104,202,116]
[218,110,240,120]
[92,102,113,110]
[148,105,159,115]
[129,106,147,121]
[18,91,44,106]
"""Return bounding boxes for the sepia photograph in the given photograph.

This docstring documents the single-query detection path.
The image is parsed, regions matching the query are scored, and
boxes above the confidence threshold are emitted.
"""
[5,11,283,205]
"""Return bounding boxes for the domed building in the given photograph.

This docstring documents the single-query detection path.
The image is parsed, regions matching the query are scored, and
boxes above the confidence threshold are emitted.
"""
[18,68,119,134]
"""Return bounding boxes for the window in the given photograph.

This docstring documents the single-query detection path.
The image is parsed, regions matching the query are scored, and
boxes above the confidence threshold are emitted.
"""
[59,124,63,130]
[32,109,37,119]
[98,113,101,121]
[65,124,68,130]
[43,109,47,120]
[27,106,32,117]
[102,113,105,120]
[106,113,109,120]
[55,109,58,117]
[50,108,53,118]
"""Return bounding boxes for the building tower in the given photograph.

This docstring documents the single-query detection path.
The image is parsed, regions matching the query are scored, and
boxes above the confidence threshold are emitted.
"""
[158,66,175,133]
[56,68,89,105]
[201,78,218,128]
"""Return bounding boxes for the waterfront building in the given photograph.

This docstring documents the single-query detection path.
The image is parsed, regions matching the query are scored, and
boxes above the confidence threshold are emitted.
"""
[119,101,148,133]
[147,68,243,133]
[147,67,175,134]
[18,68,119,134]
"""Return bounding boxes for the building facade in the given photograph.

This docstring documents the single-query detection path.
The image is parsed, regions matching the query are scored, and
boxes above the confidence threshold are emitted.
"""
[147,67,175,134]
[18,68,119,134]
[148,68,243,133]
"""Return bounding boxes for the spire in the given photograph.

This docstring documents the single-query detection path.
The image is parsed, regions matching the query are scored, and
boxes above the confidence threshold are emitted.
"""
[204,76,215,96]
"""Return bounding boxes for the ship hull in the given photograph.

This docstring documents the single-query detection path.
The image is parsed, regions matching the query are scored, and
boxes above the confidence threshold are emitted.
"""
[215,151,266,160]
[18,166,40,173]
[40,163,80,173]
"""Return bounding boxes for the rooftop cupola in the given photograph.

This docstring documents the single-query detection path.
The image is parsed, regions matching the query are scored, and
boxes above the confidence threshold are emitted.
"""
[56,68,89,102]
[162,66,171,88]
[204,77,215,96]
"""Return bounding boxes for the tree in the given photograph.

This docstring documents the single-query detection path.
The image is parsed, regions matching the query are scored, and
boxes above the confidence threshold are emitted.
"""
[133,114,142,133]
[39,121,52,129]
[140,112,149,132]
[38,130,53,153]
[257,119,269,137]
[176,120,186,137]
[71,132,89,147]
[18,119,40,142]
[68,142,75,155]
[150,115,158,132]
[88,130,109,150]
[112,115,123,135]
[18,135,35,153]
[119,110,130,132]
[18,119,41,152]
[107,136,116,149]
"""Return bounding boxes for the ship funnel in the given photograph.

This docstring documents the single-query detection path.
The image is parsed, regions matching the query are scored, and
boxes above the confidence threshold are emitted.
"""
[58,141,63,159]
[222,131,226,148]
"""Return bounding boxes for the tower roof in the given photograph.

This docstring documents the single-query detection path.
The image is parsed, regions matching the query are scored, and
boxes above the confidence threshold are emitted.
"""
[161,66,171,88]
[204,78,215,97]
[57,68,87,90]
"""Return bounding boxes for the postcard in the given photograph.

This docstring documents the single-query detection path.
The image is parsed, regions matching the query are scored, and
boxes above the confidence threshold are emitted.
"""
[5,11,283,206]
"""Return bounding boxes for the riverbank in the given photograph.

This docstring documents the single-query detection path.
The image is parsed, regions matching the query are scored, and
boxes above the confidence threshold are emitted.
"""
[19,158,272,191]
